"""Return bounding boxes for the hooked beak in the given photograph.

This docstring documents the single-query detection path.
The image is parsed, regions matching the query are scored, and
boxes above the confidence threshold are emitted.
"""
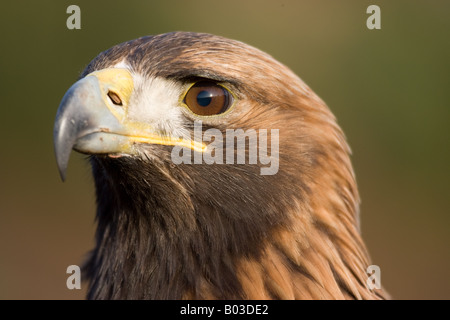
[53,68,205,181]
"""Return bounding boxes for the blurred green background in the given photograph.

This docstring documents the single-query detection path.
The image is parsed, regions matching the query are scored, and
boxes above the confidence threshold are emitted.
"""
[0,0,448,300]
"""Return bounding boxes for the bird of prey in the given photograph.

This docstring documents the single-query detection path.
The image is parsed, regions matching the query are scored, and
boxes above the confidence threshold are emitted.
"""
[54,32,387,300]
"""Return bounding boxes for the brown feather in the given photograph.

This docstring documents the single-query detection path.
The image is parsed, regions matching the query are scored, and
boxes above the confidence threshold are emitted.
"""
[78,32,388,299]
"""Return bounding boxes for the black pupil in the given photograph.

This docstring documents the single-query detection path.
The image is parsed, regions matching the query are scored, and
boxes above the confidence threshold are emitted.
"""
[197,90,213,107]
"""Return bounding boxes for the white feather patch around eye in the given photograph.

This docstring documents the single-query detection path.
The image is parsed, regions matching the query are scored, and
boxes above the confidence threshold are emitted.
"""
[127,75,191,140]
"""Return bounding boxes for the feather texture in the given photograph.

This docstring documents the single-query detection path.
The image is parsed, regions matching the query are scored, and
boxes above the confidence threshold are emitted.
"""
[75,32,388,300]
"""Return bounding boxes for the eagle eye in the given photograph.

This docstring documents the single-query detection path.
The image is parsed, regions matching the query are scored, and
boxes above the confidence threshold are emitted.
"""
[183,81,232,116]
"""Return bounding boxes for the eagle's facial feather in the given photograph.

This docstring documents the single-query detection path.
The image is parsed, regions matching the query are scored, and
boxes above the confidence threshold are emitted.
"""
[54,31,388,300]
[128,74,191,141]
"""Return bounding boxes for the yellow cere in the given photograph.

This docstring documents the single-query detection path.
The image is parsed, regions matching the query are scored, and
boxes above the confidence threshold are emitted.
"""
[87,68,207,153]
[88,68,135,122]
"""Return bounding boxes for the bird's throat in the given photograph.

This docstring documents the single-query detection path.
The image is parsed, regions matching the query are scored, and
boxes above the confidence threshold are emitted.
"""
[85,156,258,299]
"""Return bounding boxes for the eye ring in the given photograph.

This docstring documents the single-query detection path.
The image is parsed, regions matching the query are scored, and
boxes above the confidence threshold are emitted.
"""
[182,81,234,117]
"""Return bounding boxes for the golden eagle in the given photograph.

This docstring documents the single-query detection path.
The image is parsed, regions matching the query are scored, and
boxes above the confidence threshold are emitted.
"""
[54,32,387,300]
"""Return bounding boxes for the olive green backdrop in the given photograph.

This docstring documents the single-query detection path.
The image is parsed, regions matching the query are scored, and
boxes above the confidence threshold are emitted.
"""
[0,0,448,299]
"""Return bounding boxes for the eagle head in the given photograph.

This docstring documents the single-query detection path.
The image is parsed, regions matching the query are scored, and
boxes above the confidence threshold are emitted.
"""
[54,32,386,299]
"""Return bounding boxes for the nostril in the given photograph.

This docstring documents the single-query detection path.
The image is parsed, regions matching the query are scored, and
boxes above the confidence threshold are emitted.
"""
[107,91,123,106]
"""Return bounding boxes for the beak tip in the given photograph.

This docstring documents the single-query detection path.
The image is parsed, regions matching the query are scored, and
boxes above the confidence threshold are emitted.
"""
[54,127,71,183]
[59,168,67,182]
[55,150,69,182]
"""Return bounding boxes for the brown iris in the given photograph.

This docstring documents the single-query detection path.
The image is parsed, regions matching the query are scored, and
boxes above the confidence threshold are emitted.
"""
[184,81,232,116]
